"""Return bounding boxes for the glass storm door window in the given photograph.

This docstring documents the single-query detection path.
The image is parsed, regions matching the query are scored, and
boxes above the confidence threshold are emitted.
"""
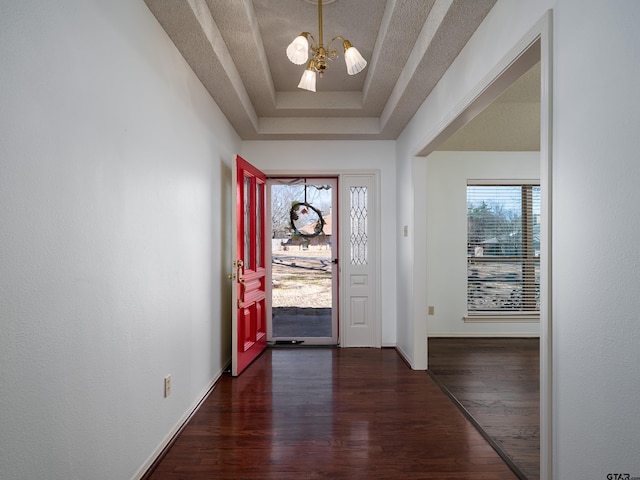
[268,178,338,345]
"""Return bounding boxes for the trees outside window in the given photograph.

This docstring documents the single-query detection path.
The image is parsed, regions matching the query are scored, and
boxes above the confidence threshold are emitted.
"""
[467,184,540,313]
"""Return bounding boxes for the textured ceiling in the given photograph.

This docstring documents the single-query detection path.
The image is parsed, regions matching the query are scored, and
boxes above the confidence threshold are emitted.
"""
[143,0,498,140]
[439,61,541,151]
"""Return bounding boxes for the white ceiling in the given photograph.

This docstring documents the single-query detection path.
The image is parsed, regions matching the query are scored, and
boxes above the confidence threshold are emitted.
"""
[143,0,500,140]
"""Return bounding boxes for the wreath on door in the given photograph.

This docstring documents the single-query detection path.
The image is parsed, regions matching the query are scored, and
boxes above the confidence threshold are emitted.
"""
[290,201,325,238]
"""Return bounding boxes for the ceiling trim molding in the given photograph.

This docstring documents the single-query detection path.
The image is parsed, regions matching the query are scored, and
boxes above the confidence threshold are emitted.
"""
[258,116,380,136]
[240,0,277,107]
[381,0,453,129]
[186,0,259,130]
[276,91,363,111]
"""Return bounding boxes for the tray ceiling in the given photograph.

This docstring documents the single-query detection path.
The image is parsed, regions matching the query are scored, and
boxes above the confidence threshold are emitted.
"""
[144,0,498,140]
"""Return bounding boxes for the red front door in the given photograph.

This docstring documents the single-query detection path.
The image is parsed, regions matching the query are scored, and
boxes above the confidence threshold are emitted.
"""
[231,155,267,376]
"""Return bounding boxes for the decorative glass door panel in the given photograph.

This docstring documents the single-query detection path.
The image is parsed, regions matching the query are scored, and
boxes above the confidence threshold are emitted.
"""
[350,186,368,265]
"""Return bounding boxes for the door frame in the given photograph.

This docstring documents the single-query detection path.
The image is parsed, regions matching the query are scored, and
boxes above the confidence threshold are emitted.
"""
[263,169,382,349]
[265,176,339,345]
[413,11,553,480]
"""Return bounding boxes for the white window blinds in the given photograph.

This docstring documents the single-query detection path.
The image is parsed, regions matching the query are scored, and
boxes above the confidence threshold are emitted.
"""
[467,183,540,313]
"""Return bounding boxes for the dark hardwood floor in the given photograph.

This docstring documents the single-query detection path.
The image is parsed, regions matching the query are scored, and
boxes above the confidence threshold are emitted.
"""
[145,347,519,479]
[428,338,540,480]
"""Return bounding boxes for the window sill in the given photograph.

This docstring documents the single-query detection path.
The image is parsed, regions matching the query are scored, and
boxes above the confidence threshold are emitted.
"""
[464,313,540,323]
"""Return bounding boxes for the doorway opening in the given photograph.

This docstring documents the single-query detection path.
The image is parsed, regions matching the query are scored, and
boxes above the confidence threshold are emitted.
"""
[418,17,551,478]
[427,61,541,479]
[266,177,338,345]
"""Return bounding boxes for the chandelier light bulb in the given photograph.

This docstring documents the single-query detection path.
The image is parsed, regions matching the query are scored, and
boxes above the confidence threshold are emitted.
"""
[343,40,367,75]
[297,60,317,92]
[286,34,309,65]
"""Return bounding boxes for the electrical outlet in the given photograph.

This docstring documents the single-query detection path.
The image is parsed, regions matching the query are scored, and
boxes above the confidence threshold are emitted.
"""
[164,374,172,398]
[428,306,435,315]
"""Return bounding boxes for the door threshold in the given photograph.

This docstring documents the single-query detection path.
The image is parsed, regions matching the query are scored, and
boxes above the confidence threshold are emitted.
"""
[272,340,305,345]
[268,341,338,348]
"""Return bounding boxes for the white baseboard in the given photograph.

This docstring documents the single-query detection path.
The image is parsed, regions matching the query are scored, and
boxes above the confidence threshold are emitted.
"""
[394,344,413,368]
[463,314,539,323]
[132,360,231,480]
[428,333,540,338]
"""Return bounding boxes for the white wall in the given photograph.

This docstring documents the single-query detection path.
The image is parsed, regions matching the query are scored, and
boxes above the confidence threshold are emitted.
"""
[398,0,640,478]
[0,1,240,479]
[551,1,640,478]
[242,140,397,346]
[426,151,540,337]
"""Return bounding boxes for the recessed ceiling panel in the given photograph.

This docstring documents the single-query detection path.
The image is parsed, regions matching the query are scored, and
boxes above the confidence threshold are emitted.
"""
[143,0,499,140]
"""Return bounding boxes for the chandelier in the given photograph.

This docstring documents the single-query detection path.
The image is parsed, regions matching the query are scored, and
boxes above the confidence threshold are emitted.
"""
[286,0,367,92]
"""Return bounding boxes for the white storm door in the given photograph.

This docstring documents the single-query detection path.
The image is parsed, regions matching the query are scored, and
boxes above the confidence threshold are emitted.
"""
[267,177,338,345]
[340,174,380,347]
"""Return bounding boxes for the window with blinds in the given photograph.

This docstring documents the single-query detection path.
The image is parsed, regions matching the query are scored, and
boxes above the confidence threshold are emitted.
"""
[467,183,540,314]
